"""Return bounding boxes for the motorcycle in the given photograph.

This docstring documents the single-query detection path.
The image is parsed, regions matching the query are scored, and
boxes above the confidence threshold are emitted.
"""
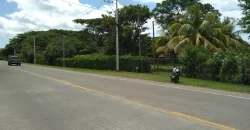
[170,70,180,84]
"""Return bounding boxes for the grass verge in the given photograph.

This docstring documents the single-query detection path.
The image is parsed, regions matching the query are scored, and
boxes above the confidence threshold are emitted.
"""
[23,62,250,93]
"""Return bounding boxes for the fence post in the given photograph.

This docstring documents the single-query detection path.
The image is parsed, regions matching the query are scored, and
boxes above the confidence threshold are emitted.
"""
[157,58,159,74]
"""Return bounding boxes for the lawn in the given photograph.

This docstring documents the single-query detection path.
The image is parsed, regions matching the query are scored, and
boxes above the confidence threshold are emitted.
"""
[24,62,250,93]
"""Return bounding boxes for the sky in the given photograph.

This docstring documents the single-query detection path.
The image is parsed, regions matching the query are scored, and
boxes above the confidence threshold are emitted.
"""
[0,0,249,48]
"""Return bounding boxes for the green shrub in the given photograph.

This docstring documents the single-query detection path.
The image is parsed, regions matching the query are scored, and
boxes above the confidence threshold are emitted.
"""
[219,50,239,82]
[57,54,151,73]
[207,47,250,85]
[179,45,211,78]
[207,50,225,81]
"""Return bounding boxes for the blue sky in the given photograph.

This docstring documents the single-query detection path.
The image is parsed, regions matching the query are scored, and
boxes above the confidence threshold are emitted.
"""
[0,0,249,48]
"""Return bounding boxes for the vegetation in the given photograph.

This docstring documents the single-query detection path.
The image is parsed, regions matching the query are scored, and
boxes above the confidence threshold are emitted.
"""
[238,0,250,38]
[152,0,220,30]
[0,1,250,87]
[156,5,249,55]
[57,54,151,72]
[179,45,250,85]
[0,49,4,60]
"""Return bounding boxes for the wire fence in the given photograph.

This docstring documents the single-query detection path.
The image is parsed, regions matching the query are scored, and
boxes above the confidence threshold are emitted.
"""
[141,58,180,74]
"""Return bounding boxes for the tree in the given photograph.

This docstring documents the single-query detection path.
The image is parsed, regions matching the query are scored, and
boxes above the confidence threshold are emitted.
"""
[74,4,152,55]
[3,29,97,64]
[152,0,220,30]
[158,5,245,54]
[238,0,250,38]
[0,48,5,60]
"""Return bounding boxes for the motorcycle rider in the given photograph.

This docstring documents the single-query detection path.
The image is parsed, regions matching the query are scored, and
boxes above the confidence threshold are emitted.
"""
[172,66,177,74]
[171,66,180,83]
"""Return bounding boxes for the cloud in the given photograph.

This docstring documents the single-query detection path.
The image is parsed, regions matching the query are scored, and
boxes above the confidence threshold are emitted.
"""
[143,18,162,37]
[133,0,163,3]
[201,0,242,18]
[0,0,119,39]
[201,0,249,41]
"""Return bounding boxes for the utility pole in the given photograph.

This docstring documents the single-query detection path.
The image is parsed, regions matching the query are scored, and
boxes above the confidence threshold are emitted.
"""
[104,0,119,71]
[115,0,119,71]
[63,35,65,67]
[34,36,36,64]
[153,21,156,72]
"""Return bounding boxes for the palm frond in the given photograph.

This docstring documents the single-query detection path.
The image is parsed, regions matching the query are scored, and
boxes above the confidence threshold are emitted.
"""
[204,39,217,50]
[166,36,184,49]
[223,35,231,47]
[210,37,226,50]
[174,38,191,53]
[199,20,210,32]
[168,23,182,35]
[156,46,166,54]
[196,33,202,47]
[229,38,242,48]
[222,24,234,34]
[213,28,224,40]
[155,35,170,47]
[205,12,218,23]
[177,24,194,37]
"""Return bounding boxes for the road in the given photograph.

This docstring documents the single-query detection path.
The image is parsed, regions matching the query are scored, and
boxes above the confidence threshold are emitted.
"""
[0,61,250,130]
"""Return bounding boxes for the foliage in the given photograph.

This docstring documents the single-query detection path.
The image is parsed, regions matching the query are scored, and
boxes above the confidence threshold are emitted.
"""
[158,5,247,55]
[74,4,152,56]
[57,54,151,72]
[152,0,220,30]
[207,50,225,80]
[179,45,211,78]
[207,47,250,84]
[0,49,5,60]
[238,0,250,38]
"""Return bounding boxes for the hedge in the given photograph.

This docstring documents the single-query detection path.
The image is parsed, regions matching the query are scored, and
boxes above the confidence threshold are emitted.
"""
[179,45,250,85]
[56,54,151,72]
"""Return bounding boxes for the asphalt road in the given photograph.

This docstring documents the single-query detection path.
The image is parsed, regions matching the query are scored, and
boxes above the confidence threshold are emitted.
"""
[1,61,250,130]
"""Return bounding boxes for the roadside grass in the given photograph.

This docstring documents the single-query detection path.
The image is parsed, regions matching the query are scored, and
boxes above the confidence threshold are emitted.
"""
[22,62,250,93]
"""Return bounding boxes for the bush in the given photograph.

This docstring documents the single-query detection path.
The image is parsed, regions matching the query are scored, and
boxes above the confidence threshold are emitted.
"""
[219,50,239,82]
[207,47,250,85]
[179,45,211,78]
[207,50,225,81]
[56,54,151,73]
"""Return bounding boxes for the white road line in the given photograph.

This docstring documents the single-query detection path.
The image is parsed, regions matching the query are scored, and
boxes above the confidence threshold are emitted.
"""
[22,63,250,100]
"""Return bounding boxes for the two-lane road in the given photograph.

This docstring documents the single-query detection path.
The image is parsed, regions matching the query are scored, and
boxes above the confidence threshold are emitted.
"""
[1,61,250,130]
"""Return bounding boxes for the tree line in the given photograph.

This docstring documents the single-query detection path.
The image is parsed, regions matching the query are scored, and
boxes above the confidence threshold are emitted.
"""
[0,0,249,64]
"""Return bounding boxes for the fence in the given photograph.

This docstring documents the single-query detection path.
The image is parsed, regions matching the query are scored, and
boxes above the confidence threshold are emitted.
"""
[56,57,180,74]
[147,58,180,74]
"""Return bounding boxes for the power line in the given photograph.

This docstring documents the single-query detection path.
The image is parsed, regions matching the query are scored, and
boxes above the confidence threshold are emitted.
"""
[75,0,107,19]
[107,2,115,12]
[59,0,107,11]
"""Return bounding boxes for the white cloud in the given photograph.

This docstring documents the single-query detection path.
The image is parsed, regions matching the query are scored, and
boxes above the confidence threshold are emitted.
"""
[201,0,242,18]
[133,0,163,3]
[0,0,120,39]
[143,18,162,37]
[201,0,249,41]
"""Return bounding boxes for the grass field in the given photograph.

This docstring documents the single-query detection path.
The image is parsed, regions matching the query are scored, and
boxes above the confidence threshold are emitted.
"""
[20,62,250,93]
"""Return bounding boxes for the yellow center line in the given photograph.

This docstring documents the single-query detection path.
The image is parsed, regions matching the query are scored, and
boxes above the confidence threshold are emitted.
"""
[15,68,236,130]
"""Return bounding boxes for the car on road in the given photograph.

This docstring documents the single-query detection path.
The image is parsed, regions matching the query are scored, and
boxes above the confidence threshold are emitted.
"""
[8,56,21,66]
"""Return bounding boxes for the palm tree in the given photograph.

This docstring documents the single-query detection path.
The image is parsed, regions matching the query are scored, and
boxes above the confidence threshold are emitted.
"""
[157,5,244,54]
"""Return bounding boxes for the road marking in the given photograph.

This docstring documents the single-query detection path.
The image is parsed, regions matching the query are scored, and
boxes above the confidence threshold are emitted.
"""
[76,73,250,100]
[22,63,250,100]
[14,67,236,130]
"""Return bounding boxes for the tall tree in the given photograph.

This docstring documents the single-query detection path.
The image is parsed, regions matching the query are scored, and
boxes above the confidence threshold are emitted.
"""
[74,4,151,55]
[157,5,244,54]
[152,0,220,30]
[238,0,250,38]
